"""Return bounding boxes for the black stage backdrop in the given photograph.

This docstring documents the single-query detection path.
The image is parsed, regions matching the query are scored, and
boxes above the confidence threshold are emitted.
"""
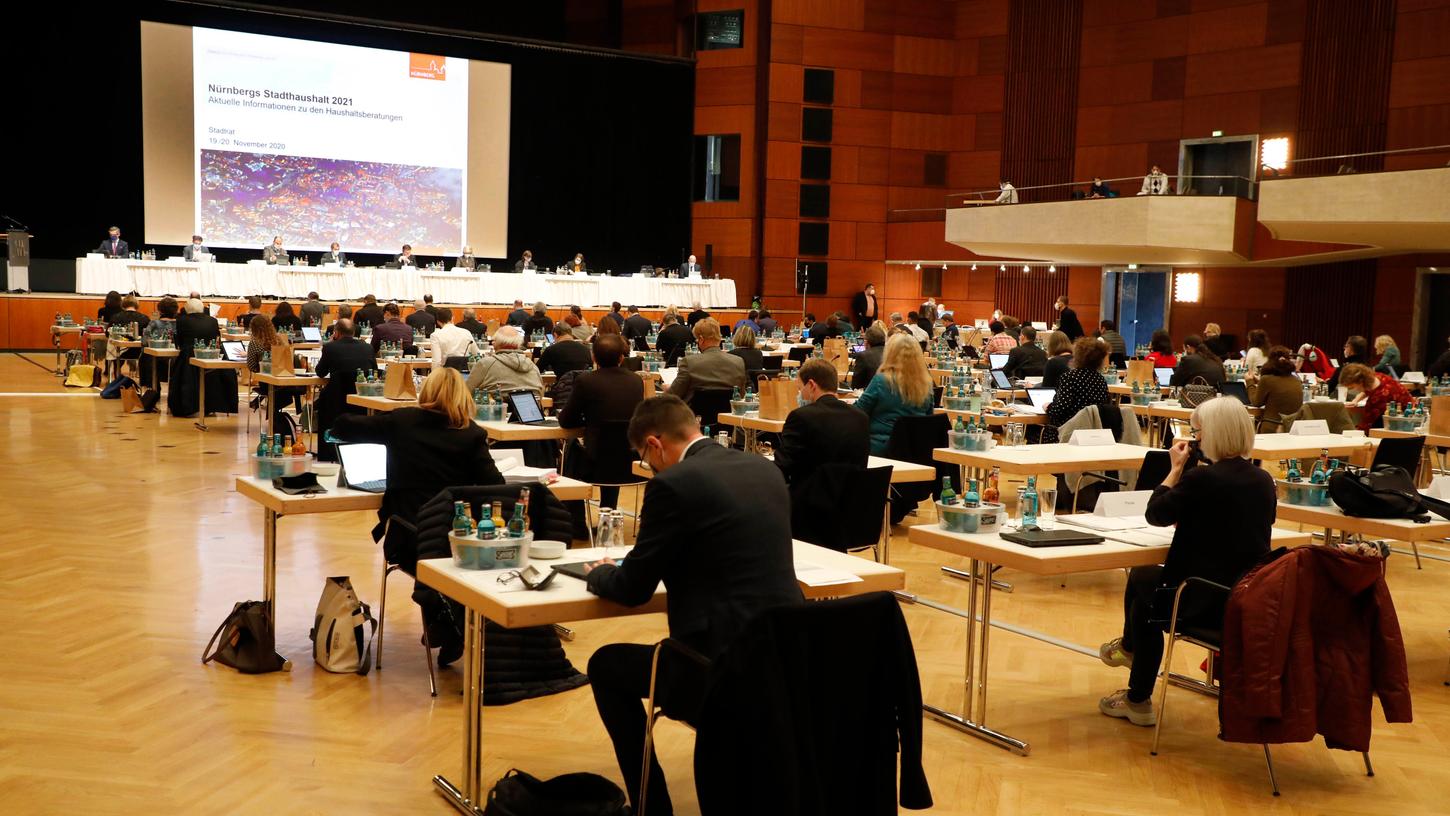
[4,2,693,291]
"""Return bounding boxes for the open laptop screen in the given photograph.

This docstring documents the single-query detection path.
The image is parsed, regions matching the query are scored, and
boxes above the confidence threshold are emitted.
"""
[338,443,387,485]
[508,391,546,423]
[301,326,322,342]
[989,353,1010,370]
[990,369,1013,390]
[222,341,248,363]
[1154,367,1174,387]
[1026,388,1056,411]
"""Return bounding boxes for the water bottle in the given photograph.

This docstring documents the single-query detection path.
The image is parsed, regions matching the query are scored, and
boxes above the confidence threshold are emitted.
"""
[1022,476,1039,528]
[451,501,472,537]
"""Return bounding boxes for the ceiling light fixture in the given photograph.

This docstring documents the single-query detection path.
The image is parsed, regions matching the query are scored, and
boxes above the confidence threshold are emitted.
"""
[999,265,1006,272]
[1048,264,1056,273]
[914,263,921,271]
[970,264,978,271]
[1022,265,1030,273]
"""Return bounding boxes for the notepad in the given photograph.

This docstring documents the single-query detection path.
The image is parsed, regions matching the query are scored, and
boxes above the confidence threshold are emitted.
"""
[793,562,863,587]
[1058,514,1150,531]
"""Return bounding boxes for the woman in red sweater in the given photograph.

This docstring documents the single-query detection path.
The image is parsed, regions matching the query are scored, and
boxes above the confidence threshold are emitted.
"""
[1339,363,1412,431]
[1144,329,1177,368]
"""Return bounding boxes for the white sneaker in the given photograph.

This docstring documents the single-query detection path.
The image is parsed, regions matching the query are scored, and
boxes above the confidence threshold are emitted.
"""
[1099,689,1156,726]
[1099,638,1134,669]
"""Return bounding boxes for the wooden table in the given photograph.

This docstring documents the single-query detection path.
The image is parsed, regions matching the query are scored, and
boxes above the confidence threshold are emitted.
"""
[934,442,1150,479]
[141,346,179,393]
[1140,401,1263,447]
[1275,500,1450,568]
[1250,432,1378,463]
[417,541,904,814]
[234,472,595,633]
[938,407,1048,427]
[252,372,324,446]
[475,420,582,443]
[1369,428,1449,480]
[189,357,248,431]
[1108,383,1172,398]
[630,454,933,485]
[50,325,89,373]
[714,411,783,451]
[905,522,1313,756]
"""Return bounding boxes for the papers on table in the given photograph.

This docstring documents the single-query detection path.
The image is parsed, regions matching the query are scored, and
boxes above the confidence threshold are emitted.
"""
[794,561,864,587]
[1058,514,1174,547]
[489,450,558,484]
[1058,514,1149,531]
[659,367,680,388]
[1004,403,1044,416]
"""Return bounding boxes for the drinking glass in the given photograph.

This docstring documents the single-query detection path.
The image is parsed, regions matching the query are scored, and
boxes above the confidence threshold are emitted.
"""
[1038,486,1058,529]
[1014,486,1029,529]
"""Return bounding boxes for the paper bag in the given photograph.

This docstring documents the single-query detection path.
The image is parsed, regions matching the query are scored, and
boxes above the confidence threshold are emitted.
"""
[485,319,500,337]
[757,375,796,421]
[270,339,294,376]
[823,337,850,375]
[384,362,418,400]
[1125,359,1154,385]
[641,372,657,398]
[1431,396,1450,437]
[121,386,142,413]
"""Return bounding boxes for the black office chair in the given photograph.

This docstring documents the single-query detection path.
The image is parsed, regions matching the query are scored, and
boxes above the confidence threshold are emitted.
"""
[622,355,643,372]
[577,419,647,543]
[787,345,813,365]
[1369,436,1429,567]
[1109,352,1128,368]
[883,413,951,524]
[762,355,783,372]
[443,355,469,373]
[689,388,735,435]
[1135,450,1173,491]
[745,368,768,385]
[790,464,894,562]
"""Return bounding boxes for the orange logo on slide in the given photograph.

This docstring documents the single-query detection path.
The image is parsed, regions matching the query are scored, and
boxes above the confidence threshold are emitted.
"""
[409,53,446,80]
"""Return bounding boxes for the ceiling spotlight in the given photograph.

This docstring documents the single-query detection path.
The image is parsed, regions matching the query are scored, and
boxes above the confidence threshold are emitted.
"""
[1127,263,1139,270]
[941,263,948,271]
[970,264,978,271]
[1022,265,1030,273]
[999,264,1006,272]
[1048,264,1056,273]
[914,263,921,271]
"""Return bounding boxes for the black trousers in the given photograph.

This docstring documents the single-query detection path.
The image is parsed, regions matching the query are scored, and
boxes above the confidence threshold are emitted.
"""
[588,643,705,816]
[1121,565,1166,703]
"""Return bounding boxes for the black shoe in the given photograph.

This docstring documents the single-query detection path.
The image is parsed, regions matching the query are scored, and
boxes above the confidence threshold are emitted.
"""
[436,637,464,668]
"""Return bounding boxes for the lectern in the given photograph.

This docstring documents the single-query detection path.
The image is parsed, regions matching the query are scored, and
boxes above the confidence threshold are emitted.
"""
[4,230,29,291]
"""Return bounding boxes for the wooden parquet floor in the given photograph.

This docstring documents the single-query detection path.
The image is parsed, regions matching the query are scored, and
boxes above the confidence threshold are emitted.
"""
[1,351,1448,815]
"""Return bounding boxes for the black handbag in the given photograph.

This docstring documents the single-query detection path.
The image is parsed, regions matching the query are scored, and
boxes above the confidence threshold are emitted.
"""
[483,769,628,816]
[1327,465,1429,520]
[202,601,290,674]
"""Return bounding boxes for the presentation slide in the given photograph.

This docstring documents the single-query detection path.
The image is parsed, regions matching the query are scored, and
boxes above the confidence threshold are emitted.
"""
[141,22,511,258]
[194,28,467,255]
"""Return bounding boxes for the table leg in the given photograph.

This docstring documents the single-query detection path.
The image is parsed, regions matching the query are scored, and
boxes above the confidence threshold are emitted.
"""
[433,607,487,815]
[195,369,209,431]
[920,557,1030,755]
[263,508,278,630]
[265,382,275,443]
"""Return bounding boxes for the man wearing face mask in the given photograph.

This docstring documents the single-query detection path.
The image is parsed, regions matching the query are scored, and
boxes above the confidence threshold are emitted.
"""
[1054,295,1084,340]
[567,253,589,275]
[512,250,535,273]
[97,226,129,259]
[683,254,702,277]
[583,395,802,816]
[319,242,347,266]
[263,236,288,265]
[183,235,209,262]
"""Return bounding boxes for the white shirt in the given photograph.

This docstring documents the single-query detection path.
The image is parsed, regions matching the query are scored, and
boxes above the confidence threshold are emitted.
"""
[995,183,1018,204]
[906,324,929,343]
[430,323,479,368]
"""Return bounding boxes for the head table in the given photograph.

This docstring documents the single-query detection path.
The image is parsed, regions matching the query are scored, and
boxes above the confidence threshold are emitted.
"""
[74,256,737,308]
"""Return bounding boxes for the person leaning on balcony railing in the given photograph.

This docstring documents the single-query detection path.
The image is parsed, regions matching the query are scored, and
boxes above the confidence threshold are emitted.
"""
[1138,166,1169,195]
[995,179,1019,204]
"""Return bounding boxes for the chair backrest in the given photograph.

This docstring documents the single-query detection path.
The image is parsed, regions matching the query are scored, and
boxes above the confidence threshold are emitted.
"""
[585,419,641,484]
[1136,450,1172,491]
[1370,435,1425,474]
[791,464,892,552]
[762,355,784,371]
[690,387,735,431]
[443,355,469,373]
[621,355,643,372]
[745,368,767,385]
[882,413,950,466]
[694,592,927,814]
[787,345,813,363]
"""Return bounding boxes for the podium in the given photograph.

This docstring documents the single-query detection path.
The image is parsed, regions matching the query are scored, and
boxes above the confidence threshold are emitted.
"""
[4,230,30,291]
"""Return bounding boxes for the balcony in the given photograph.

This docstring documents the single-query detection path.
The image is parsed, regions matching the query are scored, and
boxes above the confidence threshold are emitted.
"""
[945,194,1255,266]
[1257,167,1450,251]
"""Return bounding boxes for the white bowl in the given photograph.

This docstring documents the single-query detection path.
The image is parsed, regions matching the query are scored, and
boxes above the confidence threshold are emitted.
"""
[311,462,339,476]
[530,540,567,560]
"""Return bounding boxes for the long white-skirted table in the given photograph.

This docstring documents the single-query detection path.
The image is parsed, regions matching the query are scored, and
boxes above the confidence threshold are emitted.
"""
[417,541,904,815]
[74,257,738,307]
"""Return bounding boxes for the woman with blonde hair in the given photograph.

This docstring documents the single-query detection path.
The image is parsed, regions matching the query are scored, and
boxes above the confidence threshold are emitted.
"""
[246,311,304,422]
[729,324,763,371]
[1373,335,1401,376]
[1097,396,1273,726]
[331,365,501,548]
[855,333,935,453]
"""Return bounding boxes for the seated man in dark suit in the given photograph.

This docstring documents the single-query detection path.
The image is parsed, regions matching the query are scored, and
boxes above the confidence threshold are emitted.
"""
[314,318,378,461]
[558,334,645,533]
[456,308,487,338]
[686,302,710,327]
[851,326,886,389]
[371,302,416,355]
[667,318,747,403]
[506,299,529,326]
[353,294,384,331]
[97,226,129,258]
[585,395,804,816]
[654,313,693,367]
[405,298,437,337]
[1002,325,1048,380]
[623,305,654,352]
[776,359,869,488]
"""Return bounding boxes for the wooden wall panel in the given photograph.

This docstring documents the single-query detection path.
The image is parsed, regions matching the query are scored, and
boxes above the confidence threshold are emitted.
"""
[999,0,1084,199]
[1295,0,1396,174]
[1283,260,1378,356]
[993,268,1069,326]
[1184,42,1301,96]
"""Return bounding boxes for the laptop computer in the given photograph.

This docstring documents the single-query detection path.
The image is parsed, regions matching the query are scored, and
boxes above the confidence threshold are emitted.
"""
[507,391,559,426]
[990,369,1014,390]
[1154,367,1174,387]
[222,340,248,363]
[1025,388,1056,412]
[337,443,388,493]
[301,326,322,342]
[1218,380,1249,404]
[989,353,1010,370]
[1001,529,1104,548]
